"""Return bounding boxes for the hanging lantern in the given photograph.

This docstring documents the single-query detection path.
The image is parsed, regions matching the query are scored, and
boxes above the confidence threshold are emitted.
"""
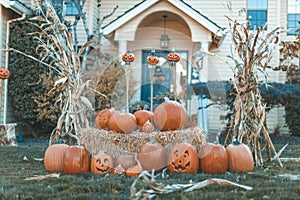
[0,68,10,79]
[167,51,180,63]
[122,49,135,64]
[147,51,159,65]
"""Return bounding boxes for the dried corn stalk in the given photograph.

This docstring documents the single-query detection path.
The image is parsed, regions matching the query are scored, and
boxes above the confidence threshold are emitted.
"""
[8,0,100,145]
[224,17,283,166]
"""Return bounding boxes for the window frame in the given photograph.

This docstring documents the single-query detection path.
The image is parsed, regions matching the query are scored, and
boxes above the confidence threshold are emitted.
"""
[287,0,300,35]
[246,0,268,30]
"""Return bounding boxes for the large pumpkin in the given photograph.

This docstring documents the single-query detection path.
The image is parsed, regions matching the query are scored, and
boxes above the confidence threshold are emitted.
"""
[91,152,114,174]
[115,153,136,170]
[108,111,137,133]
[200,142,228,174]
[63,145,90,175]
[133,110,153,127]
[226,140,254,172]
[168,142,199,174]
[95,109,114,130]
[44,144,69,172]
[0,68,10,79]
[138,140,166,172]
[153,101,188,131]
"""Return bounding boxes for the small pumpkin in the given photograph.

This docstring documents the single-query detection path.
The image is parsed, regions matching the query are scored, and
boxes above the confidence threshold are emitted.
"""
[91,152,114,174]
[134,110,153,127]
[146,51,159,65]
[112,164,126,175]
[199,142,228,174]
[141,120,155,133]
[226,140,254,172]
[138,140,166,172]
[167,52,180,63]
[115,153,136,170]
[108,111,137,133]
[95,108,114,130]
[63,145,90,175]
[122,49,135,64]
[168,142,199,174]
[126,163,143,177]
[44,144,69,172]
[153,100,188,131]
[0,68,10,79]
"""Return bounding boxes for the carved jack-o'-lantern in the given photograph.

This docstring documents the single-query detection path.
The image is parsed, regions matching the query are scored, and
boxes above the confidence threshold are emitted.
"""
[168,142,199,174]
[95,109,114,130]
[122,50,135,64]
[0,68,10,79]
[91,152,114,175]
[167,51,180,63]
[146,51,159,65]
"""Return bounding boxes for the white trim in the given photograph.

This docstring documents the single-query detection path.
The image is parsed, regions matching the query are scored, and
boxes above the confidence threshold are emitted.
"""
[103,0,158,35]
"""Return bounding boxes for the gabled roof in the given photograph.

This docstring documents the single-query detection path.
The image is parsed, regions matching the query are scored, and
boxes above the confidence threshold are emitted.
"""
[102,0,223,36]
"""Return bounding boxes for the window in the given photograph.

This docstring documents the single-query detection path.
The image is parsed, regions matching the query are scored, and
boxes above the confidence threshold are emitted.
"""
[287,0,300,35]
[247,0,268,30]
[51,0,79,16]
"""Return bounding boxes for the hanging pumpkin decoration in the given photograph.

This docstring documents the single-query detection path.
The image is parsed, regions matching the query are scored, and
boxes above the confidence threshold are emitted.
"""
[95,108,114,130]
[115,153,136,170]
[122,49,135,64]
[126,163,143,177]
[167,142,199,174]
[199,142,228,174]
[167,51,180,63]
[108,111,137,133]
[0,68,10,79]
[63,145,90,175]
[141,120,155,133]
[134,110,153,127]
[44,144,69,172]
[112,164,126,175]
[91,152,114,175]
[138,140,166,172]
[153,100,188,131]
[226,140,254,172]
[146,51,159,65]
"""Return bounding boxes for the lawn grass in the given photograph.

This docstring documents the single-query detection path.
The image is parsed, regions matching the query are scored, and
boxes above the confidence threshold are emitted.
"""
[0,141,299,200]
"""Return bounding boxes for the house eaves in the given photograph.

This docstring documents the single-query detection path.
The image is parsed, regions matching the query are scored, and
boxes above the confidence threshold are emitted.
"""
[102,0,223,37]
[2,0,31,15]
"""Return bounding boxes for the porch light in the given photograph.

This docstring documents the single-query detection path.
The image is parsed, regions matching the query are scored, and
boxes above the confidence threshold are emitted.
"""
[160,15,169,49]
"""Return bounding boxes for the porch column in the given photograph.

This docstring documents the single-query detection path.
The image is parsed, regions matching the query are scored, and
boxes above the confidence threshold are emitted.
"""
[197,41,209,133]
[118,40,127,62]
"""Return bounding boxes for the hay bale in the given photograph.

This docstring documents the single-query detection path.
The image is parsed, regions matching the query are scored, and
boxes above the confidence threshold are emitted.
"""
[79,127,207,159]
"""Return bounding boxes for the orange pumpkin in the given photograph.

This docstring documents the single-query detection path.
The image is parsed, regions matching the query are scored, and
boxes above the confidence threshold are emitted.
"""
[108,111,137,133]
[95,108,114,130]
[141,120,155,133]
[138,140,166,172]
[112,164,126,175]
[146,51,159,65]
[0,68,10,79]
[153,101,188,131]
[134,110,153,127]
[226,140,254,172]
[115,153,136,170]
[168,142,199,174]
[44,144,69,172]
[200,142,228,174]
[91,152,114,174]
[126,164,143,177]
[122,50,135,63]
[63,145,90,175]
[167,52,180,63]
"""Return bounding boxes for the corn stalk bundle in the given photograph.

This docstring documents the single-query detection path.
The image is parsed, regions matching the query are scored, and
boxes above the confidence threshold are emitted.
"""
[9,0,98,145]
[224,17,282,167]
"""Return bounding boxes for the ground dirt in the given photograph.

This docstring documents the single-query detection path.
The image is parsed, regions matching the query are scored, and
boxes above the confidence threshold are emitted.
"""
[0,134,299,200]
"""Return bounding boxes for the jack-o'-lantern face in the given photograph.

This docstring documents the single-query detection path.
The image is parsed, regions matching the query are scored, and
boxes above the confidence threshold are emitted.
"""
[146,51,159,65]
[95,109,113,130]
[122,50,135,63]
[168,142,199,174]
[0,68,10,79]
[167,52,180,63]
[91,153,113,174]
